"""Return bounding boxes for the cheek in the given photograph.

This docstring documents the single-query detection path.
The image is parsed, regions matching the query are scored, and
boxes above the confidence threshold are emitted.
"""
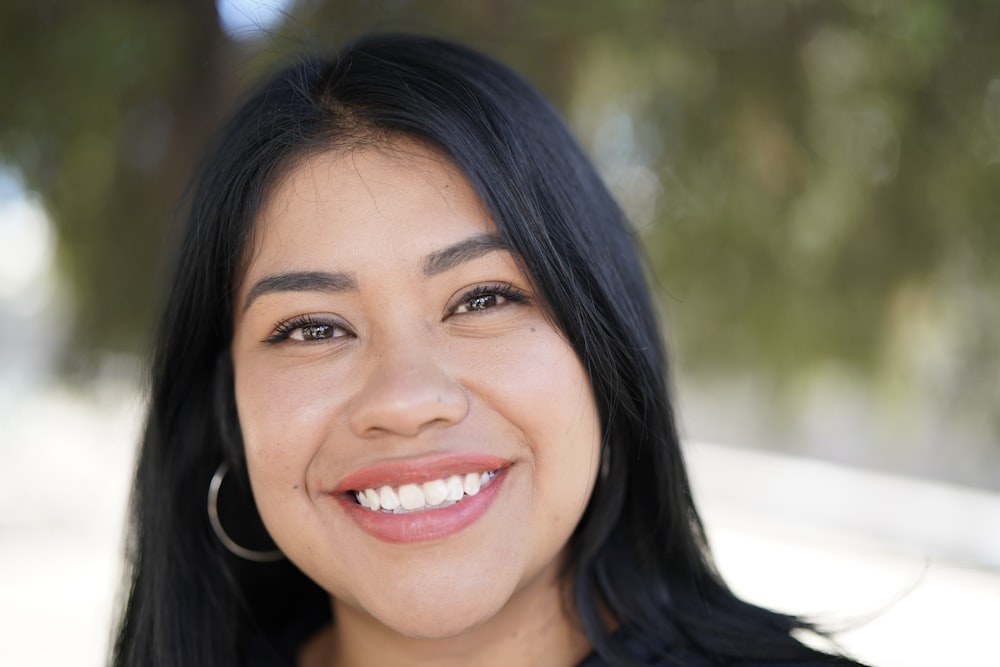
[478,330,602,518]
[234,357,344,484]
[233,358,353,563]
[499,329,600,445]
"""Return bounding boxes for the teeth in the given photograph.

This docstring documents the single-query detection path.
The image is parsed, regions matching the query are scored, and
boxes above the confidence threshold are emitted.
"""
[423,479,448,506]
[446,475,465,501]
[463,472,480,496]
[353,470,498,513]
[398,483,425,510]
[364,488,381,511]
[379,485,400,511]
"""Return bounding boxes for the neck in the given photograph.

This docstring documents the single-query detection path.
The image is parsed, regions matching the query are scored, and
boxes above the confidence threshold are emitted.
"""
[304,563,591,667]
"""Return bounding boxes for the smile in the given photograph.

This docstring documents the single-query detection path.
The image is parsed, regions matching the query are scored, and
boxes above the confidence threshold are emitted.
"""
[353,470,499,513]
[334,454,510,544]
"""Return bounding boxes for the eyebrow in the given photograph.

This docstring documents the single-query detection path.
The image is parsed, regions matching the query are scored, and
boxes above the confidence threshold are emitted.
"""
[242,270,357,312]
[241,233,509,312]
[422,233,509,277]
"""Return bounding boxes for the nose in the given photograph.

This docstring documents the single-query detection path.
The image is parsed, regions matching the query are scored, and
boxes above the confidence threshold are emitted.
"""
[348,343,469,439]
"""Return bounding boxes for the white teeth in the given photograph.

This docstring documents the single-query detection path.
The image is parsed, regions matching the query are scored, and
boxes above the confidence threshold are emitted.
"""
[423,479,449,506]
[379,485,400,511]
[463,472,481,496]
[445,475,465,501]
[354,470,498,513]
[398,483,425,510]
[364,488,381,511]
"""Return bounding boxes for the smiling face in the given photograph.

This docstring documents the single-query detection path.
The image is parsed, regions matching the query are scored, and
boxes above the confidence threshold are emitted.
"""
[230,142,602,647]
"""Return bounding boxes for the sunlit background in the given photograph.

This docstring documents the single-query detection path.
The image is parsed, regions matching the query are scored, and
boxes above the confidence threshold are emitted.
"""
[1,1,997,665]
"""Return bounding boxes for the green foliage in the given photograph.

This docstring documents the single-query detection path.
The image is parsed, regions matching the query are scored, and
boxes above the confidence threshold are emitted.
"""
[0,0,232,358]
[3,1,997,470]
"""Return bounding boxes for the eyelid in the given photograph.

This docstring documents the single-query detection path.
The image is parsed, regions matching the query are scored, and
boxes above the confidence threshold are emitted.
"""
[448,282,531,315]
[262,314,352,344]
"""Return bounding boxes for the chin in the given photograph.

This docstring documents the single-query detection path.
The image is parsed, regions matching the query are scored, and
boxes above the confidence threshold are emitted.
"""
[383,609,494,641]
[333,554,524,641]
[357,586,511,640]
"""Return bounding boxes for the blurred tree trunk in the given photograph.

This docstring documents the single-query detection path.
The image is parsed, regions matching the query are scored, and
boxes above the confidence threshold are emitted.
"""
[0,0,235,364]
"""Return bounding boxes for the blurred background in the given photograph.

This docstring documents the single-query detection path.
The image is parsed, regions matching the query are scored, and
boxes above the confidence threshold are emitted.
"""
[1,1,997,665]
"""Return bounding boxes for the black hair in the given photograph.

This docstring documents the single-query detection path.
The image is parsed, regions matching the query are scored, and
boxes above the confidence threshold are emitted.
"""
[113,33,865,666]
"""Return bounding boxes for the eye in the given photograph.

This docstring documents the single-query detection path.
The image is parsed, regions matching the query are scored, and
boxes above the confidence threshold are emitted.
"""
[452,283,530,315]
[263,315,351,344]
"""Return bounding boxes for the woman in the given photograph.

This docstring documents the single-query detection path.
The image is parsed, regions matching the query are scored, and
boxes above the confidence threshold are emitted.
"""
[113,33,865,666]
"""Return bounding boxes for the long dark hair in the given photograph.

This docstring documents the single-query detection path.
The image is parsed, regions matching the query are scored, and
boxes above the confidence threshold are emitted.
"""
[113,33,863,666]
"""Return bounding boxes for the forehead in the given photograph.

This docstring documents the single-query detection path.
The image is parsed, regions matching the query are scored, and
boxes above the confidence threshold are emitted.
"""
[243,143,494,279]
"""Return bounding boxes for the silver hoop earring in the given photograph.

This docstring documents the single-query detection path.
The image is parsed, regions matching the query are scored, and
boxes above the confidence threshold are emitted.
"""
[207,462,284,562]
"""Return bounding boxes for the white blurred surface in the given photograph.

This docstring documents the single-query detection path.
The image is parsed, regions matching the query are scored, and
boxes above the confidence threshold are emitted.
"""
[688,441,1000,667]
[0,380,139,667]
[0,380,997,666]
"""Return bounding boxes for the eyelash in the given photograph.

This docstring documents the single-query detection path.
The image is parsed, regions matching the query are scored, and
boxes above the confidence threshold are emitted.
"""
[263,283,530,344]
[263,315,348,344]
[452,282,530,314]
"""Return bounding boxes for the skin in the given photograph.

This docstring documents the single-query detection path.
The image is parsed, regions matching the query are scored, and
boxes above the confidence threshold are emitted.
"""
[231,142,602,667]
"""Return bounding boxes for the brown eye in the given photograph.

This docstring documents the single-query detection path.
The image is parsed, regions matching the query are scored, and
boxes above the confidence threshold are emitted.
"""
[459,293,504,313]
[296,323,338,341]
[264,316,351,344]
[452,283,529,316]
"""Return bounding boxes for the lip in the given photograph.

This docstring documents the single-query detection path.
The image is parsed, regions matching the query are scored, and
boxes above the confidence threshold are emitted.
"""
[333,453,510,492]
[332,453,511,544]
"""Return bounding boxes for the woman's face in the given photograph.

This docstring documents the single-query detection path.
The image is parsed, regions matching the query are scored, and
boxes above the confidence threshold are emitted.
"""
[231,143,601,640]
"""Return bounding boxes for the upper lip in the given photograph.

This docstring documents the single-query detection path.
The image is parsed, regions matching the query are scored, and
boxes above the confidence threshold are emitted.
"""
[332,452,510,493]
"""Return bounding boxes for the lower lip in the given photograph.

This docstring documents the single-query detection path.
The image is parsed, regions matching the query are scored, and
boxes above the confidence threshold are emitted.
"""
[336,468,509,544]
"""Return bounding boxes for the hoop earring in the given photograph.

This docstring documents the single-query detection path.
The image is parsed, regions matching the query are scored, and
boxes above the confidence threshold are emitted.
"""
[207,462,284,562]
